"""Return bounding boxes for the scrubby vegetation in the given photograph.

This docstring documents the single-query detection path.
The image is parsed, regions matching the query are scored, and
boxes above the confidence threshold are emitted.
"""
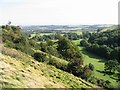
[1,46,98,88]
[2,25,37,56]
[1,25,97,88]
[79,28,120,88]
[1,24,119,88]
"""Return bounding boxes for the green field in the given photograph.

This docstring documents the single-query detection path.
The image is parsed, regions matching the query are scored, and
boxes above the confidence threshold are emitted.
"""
[30,33,54,38]
[72,40,118,87]
[74,31,82,35]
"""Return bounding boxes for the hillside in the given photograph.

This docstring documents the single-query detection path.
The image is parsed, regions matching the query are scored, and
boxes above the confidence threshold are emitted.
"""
[1,25,101,88]
[0,46,98,88]
[100,25,117,32]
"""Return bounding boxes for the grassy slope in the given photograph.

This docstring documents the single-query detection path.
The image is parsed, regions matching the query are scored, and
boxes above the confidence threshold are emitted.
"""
[100,25,117,32]
[72,40,118,87]
[0,46,98,88]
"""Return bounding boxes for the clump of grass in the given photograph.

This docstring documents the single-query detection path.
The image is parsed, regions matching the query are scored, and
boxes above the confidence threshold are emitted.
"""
[0,80,15,88]
[44,84,53,88]
[15,75,22,81]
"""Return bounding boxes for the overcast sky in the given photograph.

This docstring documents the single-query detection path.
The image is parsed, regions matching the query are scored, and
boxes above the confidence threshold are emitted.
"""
[0,0,119,25]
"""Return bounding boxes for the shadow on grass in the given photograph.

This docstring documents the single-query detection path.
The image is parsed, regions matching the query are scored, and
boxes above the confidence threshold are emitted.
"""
[96,70,118,81]
[98,60,106,63]
[110,76,118,81]
[80,47,106,63]
[110,73,120,81]
[96,70,115,75]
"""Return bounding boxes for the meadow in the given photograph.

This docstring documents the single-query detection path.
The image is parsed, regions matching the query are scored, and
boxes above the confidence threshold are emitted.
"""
[72,40,118,87]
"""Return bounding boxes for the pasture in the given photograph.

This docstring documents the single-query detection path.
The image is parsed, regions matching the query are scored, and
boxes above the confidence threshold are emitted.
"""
[72,40,118,87]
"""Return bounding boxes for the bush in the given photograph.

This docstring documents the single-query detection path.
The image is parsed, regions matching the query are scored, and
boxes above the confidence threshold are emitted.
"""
[33,52,46,62]
[88,76,111,88]
[67,58,83,76]
[89,63,94,71]
[88,76,97,84]
[46,46,59,57]
[4,40,15,48]
[104,60,119,73]
[48,55,68,71]
[82,65,92,80]
[80,39,90,47]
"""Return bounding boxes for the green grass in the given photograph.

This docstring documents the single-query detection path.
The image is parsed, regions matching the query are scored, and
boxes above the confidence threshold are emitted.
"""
[30,33,36,38]
[38,33,54,36]
[74,31,82,35]
[33,33,54,36]
[71,39,81,45]
[72,40,119,88]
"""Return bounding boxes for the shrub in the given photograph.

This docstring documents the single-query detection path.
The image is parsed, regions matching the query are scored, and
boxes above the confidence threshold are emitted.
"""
[67,58,83,76]
[48,55,68,71]
[80,39,90,47]
[33,52,46,62]
[89,63,94,71]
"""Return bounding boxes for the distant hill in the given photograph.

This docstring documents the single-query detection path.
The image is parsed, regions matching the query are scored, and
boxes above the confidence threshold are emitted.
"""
[100,25,118,32]
[22,24,113,32]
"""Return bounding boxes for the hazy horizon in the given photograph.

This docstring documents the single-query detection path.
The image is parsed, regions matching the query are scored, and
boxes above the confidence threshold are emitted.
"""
[0,0,119,25]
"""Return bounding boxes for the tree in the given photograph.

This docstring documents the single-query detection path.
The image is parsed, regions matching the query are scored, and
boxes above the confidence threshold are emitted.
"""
[33,52,46,62]
[57,37,73,59]
[46,39,54,46]
[46,46,59,57]
[40,42,47,52]
[99,45,112,59]
[110,47,120,63]
[66,33,78,40]
[29,40,36,47]
[67,57,83,76]
[97,29,101,33]
[80,39,90,47]
[82,65,93,80]
[82,31,91,39]
[55,34,62,39]
[89,63,94,71]
[117,66,120,82]
[57,37,82,61]
[104,60,119,73]
[86,44,99,55]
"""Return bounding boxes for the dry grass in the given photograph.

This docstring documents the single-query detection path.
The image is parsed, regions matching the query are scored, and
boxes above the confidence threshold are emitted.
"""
[0,46,98,88]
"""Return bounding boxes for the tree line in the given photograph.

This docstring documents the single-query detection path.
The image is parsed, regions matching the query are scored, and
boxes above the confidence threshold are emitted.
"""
[80,29,120,63]
[80,28,120,83]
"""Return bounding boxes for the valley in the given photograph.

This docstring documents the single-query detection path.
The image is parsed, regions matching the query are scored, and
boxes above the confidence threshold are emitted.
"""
[0,24,119,89]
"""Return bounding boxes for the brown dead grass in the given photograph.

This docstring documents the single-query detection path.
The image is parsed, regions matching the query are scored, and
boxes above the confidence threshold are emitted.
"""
[0,53,67,88]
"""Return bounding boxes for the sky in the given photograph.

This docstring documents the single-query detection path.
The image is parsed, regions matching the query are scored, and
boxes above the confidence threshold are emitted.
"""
[0,0,119,25]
